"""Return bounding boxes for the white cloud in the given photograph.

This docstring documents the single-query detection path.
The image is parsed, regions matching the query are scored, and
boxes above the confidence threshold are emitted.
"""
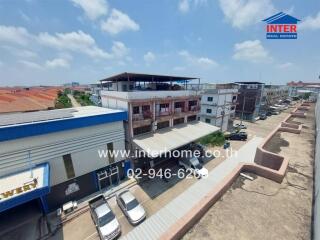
[38,30,112,59]
[111,41,129,58]
[2,46,38,58]
[178,0,207,13]
[19,60,43,70]
[179,50,218,68]
[300,12,320,30]
[71,0,108,20]
[178,0,190,13]
[0,25,32,45]
[144,51,156,65]
[277,62,293,69]
[100,9,140,35]
[219,0,275,29]
[45,58,70,68]
[233,40,269,62]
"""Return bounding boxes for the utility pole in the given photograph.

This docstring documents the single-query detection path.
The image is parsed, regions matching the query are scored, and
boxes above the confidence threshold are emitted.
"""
[240,96,246,125]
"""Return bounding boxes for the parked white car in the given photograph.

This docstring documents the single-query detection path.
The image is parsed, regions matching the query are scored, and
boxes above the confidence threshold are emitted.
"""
[89,195,121,240]
[234,123,247,129]
[116,190,146,225]
[179,156,208,178]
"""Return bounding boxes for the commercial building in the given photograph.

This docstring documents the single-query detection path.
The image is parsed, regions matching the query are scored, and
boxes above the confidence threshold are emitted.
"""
[100,72,219,169]
[199,83,238,131]
[234,82,265,121]
[287,81,320,97]
[0,106,128,213]
[261,85,290,112]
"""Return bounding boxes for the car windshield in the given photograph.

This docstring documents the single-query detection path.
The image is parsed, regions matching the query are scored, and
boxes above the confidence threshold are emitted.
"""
[99,211,115,226]
[194,163,202,170]
[126,199,139,211]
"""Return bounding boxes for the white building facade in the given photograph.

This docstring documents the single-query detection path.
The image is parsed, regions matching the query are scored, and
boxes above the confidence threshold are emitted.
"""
[199,85,238,131]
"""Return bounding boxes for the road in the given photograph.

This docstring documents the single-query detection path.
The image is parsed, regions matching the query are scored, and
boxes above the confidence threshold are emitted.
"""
[67,94,81,107]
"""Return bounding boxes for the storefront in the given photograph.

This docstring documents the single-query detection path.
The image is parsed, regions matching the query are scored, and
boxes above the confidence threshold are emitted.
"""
[0,163,50,214]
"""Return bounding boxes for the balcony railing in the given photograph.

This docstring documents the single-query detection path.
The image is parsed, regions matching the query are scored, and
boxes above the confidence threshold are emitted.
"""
[188,105,200,112]
[156,110,171,117]
[133,111,152,121]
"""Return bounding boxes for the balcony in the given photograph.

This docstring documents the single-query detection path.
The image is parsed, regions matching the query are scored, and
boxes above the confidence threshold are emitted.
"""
[188,105,200,112]
[132,110,152,127]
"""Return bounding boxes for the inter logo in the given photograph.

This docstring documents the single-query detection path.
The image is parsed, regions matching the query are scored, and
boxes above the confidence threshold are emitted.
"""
[263,12,300,39]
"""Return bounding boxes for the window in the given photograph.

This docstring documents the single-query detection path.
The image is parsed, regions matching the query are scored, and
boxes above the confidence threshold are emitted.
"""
[63,154,75,179]
[107,142,115,164]
[133,106,139,114]
[206,109,212,114]
[207,97,213,102]
[157,121,169,130]
[133,125,152,136]
[187,115,197,122]
[160,103,169,112]
[205,118,211,123]
[142,105,150,111]
[173,117,185,125]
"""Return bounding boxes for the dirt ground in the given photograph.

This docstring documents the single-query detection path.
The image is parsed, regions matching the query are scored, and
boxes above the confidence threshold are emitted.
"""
[183,105,315,240]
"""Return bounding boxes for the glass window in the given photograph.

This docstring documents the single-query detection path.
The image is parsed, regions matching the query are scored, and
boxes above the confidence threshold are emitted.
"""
[107,142,115,164]
[63,154,75,179]
[207,97,213,102]
[126,199,139,211]
[206,109,212,113]
[133,106,139,114]
[205,118,211,123]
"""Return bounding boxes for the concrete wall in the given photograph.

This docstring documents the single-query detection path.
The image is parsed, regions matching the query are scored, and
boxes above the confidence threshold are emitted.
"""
[314,95,320,240]
[0,121,126,186]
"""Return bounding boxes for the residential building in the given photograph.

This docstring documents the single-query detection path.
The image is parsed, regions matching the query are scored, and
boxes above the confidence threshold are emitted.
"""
[199,83,238,131]
[0,106,128,213]
[261,85,290,111]
[287,81,320,97]
[234,82,265,121]
[100,72,219,169]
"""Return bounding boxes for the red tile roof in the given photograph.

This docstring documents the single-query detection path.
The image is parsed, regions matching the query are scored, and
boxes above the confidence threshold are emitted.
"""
[0,87,61,114]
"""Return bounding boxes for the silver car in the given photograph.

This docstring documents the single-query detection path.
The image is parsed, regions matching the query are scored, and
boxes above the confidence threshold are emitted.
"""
[116,190,146,225]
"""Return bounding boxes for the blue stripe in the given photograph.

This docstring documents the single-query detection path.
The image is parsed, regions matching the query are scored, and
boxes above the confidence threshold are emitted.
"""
[0,111,127,142]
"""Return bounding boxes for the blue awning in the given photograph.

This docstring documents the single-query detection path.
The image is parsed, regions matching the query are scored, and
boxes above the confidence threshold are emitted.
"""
[0,163,50,213]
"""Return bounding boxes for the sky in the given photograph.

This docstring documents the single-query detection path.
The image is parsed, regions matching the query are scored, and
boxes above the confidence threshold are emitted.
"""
[0,0,319,86]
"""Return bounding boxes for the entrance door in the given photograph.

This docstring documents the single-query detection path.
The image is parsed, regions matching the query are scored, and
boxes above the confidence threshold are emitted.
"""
[97,166,120,190]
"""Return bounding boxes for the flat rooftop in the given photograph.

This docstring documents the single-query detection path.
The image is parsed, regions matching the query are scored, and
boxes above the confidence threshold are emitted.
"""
[100,72,199,83]
[0,106,127,142]
[0,106,124,127]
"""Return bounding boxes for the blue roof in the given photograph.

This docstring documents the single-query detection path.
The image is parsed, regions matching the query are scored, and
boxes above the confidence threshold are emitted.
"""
[0,106,127,142]
[263,12,300,24]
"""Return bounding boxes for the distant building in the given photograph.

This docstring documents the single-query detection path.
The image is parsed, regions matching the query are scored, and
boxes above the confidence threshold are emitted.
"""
[234,82,265,121]
[261,85,290,111]
[63,82,80,87]
[287,81,320,97]
[199,83,238,131]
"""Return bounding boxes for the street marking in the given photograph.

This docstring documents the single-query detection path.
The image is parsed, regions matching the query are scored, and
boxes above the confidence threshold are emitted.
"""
[83,231,98,240]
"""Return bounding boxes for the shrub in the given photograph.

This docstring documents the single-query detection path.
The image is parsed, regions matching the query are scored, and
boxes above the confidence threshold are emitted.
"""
[199,131,225,147]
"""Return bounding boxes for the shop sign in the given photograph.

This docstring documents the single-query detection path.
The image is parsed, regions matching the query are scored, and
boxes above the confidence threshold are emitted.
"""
[0,178,38,201]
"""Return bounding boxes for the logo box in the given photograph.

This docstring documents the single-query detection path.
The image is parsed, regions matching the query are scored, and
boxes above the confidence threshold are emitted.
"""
[263,12,300,39]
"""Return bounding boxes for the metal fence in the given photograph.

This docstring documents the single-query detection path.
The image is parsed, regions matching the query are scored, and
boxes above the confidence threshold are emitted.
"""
[314,95,320,240]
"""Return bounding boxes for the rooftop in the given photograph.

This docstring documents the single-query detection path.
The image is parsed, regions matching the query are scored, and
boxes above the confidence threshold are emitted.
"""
[0,106,127,142]
[100,72,199,83]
